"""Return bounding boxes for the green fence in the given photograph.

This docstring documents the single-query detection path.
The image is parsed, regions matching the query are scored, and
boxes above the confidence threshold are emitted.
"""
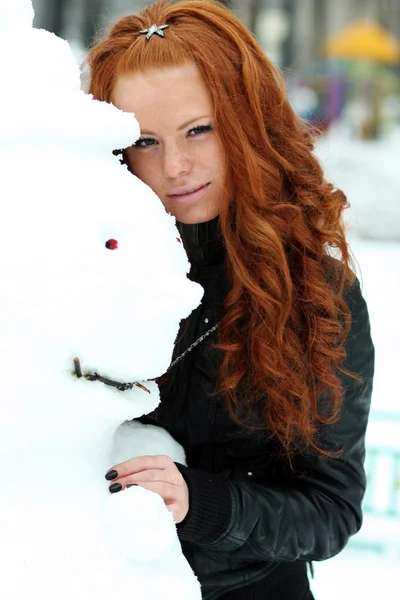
[363,412,400,519]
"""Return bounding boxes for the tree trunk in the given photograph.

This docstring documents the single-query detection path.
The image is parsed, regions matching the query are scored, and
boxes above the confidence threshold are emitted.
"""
[82,0,106,47]
[281,0,296,69]
[249,0,261,34]
[38,0,69,37]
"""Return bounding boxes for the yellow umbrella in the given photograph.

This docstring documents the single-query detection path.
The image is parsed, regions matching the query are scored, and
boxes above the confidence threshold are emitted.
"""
[323,20,400,64]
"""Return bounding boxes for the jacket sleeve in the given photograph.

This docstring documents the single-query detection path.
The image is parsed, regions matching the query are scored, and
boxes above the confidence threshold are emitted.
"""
[176,277,374,562]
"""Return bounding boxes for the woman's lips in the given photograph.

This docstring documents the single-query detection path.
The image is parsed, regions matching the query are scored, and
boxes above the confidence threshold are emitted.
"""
[167,183,210,204]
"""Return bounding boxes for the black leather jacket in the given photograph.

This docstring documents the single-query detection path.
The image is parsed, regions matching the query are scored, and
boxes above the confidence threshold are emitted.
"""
[144,218,374,600]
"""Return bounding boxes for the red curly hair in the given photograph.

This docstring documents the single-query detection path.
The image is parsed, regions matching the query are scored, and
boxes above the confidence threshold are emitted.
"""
[87,0,356,455]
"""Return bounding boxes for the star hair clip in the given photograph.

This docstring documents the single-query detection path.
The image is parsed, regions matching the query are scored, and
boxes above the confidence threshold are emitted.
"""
[139,23,169,40]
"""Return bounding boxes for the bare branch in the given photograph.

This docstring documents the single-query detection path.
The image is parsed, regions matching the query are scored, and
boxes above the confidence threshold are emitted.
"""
[73,358,150,394]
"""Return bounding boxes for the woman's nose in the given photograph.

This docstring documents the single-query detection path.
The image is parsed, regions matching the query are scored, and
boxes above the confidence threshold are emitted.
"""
[162,144,192,179]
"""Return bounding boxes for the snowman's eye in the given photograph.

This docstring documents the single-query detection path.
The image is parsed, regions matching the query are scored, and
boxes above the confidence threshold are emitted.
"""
[105,239,118,250]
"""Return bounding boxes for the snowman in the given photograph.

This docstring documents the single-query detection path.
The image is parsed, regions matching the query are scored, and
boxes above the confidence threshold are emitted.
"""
[0,1,203,598]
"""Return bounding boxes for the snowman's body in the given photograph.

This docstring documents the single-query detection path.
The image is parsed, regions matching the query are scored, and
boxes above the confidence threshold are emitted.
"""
[0,1,203,598]
[2,374,200,599]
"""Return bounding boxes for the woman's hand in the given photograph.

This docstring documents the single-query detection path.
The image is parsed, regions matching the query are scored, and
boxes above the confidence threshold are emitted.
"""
[106,455,189,524]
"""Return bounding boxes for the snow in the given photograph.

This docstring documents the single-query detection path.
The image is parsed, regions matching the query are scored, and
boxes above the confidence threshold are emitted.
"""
[0,0,398,597]
[0,2,80,93]
[310,551,399,600]
[0,0,202,598]
[315,127,400,241]
[0,0,34,27]
[312,140,400,595]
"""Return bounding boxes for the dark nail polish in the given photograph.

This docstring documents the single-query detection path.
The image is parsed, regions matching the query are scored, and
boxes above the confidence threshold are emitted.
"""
[126,484,138,488]
[109,483,122,493]
[105,470,118,481]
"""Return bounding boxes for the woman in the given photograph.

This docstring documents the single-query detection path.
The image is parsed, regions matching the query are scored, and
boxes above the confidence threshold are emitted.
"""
[87,1,374,598]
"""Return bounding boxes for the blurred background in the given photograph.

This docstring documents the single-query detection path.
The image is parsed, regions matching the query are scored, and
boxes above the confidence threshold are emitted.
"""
[32,1,399,598]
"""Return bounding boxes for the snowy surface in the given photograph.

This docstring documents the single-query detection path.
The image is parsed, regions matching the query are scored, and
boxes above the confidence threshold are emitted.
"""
[0,1,202,598]
[310,550,399,600]
[0,0,398,597]
[315,128,400,241]
[310,195,400,595]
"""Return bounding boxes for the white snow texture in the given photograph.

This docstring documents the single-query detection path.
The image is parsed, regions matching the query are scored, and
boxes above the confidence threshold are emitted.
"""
[0,0,203,598]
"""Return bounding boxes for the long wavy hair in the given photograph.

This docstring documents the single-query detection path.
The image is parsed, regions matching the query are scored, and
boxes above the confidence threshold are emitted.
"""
[87,0,357,455]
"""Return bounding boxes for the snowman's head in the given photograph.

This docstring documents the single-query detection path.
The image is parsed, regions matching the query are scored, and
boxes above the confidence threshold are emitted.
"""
[0,0,203,392]
[0,110,202,389]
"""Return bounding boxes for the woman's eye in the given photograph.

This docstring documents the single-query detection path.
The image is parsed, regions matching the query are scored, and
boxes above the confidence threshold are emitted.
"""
[134,137,156,148]
[133,125,212,147]
[188,124,212,136]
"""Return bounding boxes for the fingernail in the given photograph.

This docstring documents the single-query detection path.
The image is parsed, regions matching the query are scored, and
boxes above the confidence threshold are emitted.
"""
[126,484,138,488]
[105,470,118,481]
[109,483,122,493]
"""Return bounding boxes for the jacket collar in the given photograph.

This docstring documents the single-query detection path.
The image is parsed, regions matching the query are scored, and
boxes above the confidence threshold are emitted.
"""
[176,216,225,268]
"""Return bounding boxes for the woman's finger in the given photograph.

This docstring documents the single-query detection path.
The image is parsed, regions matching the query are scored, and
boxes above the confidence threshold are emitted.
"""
[106,454,174,479]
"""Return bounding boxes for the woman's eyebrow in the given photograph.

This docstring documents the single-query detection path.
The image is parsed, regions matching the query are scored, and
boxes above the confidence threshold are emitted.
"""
[140,115,211,136]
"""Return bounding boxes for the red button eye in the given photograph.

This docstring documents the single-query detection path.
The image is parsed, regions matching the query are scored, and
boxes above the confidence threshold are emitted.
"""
[105,239,118,250]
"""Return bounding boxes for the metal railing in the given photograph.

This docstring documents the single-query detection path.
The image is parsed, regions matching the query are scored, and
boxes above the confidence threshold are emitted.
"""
[363,448,400,518]
[362,411,400,519]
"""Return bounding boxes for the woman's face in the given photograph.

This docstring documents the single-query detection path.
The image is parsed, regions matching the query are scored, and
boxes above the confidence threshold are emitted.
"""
[111,63,226,224]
